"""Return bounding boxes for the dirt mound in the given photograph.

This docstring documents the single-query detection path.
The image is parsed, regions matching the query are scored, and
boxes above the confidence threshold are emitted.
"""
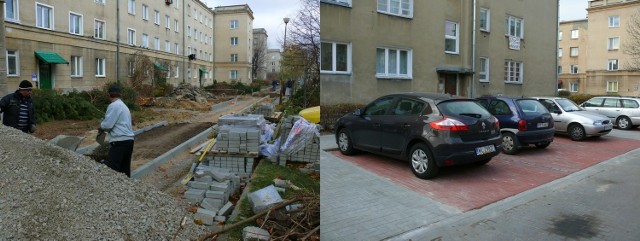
[171,83,216,102]
[0,125,207,240]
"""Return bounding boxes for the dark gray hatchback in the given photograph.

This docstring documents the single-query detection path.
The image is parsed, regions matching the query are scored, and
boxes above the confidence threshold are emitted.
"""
[335,93,502,179]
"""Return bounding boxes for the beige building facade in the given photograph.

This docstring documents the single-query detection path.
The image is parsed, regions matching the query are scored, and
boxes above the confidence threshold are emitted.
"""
[320,0,559,105]
[252,28,268,80]
[558,20,589,92]
[267,48,282,78]
[213,5,253,84]
[1,0,217,94]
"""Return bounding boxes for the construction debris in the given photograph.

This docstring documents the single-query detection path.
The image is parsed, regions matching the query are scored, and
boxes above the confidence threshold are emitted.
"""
[248,185,284,214]
[170,83,216,102]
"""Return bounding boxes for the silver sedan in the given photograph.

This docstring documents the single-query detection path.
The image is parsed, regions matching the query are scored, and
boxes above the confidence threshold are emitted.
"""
[534,97,613,141]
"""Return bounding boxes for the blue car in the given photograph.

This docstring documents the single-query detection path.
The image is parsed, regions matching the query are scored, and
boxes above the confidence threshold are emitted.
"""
[476,97,555,154]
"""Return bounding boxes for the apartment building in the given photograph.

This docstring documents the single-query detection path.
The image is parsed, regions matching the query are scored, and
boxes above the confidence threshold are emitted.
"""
[267,49,282,78]
[558,19,588,92]
[213,5,254,84]
[1,0,217,94]
[320,0,558,104]
[252,28,268,80]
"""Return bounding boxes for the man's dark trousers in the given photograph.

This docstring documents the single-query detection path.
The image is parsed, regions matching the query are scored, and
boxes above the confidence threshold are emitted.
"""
[107,140,134,177]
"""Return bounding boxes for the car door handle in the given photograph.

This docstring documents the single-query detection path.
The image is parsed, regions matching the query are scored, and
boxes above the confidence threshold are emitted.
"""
[374,123,381,127]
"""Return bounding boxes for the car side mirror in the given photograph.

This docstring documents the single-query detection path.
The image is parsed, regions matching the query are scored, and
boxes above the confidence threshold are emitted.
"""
[354,108,362,116]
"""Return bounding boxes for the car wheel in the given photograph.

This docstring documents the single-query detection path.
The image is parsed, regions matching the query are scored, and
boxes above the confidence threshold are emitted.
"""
[409,143,439,179]
[617,116,633,130]
[337,129,356,155]
[568,124,586,141]
[501,132,519,155]
[535,142,551,148]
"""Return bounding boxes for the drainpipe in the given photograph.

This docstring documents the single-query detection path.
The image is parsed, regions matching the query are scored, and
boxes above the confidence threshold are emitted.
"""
[182,0,186,83]
[555,0,560,96]
[0,0,7,94]
[116,0,120,83]
[471,0,477,98]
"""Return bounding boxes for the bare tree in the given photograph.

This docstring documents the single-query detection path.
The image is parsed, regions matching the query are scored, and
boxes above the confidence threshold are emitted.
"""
[625,10,640,70]
[252,36,268,81]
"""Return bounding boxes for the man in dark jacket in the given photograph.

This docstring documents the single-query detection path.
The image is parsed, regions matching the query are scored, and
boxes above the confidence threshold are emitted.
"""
[0,80,36,133]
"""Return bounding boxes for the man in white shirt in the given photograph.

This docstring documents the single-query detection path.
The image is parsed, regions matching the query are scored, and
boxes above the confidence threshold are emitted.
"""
[100,84,135,177]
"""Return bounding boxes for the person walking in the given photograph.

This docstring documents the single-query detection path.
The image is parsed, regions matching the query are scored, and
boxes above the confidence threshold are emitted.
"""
[286,79,293,96]
[100,84,135,177]
[0,80,36,133]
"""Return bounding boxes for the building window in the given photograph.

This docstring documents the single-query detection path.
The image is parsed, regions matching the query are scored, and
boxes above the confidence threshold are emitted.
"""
[230,54,238,62]
[165,15,170,29]
[376,47,412,78]
[231,37,239,46]
[69,13,83,35]
[187,26,191,37]
[128,61,134,76]
[377,0,413,18]
[231,20,238,29]
[96,0,106,4]
[480,8,490,32]
[571,29,579,39]
[71,56,83,77]
[608,59,619,71]
[570,82,578,92]
[230,70,238,79]
[609,15,620,28]
[321,42,350,73]
[504,60,523,83]
[127,28,136,45]
[479,57,489,82]
[96,58,106,77]
[154,10,160,25]
[558,31,563,41]
[36,3,53,30]
[606,81,618,92]
[166,65,171,78]
[141,4,148,20]
[165,40,170,52]
[187,46,191,55]
[570,65,578,74]
[505,15,523,38]
[154,37,160,50]
[557,65,562,74]
[445,21,459,54]
[5,0,19,22]
[175,66,179,78]
[127,0,135,15]
[608,37,620,50]
[570,47,579,57]
[6,50,19,76]
[141,33,149,48]
[175,20,179,32]
[187,68,191,78]
[174,43,179,55]
[94,20,105,39]
[558,48,562,58]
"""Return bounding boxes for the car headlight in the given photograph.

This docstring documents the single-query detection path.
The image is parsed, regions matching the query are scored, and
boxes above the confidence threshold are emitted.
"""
[593,120,603,125]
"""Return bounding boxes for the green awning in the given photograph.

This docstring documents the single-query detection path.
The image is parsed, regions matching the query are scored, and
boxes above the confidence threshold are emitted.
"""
[34,51,69,64]
[199,68,208,74]
[154,62,168,71]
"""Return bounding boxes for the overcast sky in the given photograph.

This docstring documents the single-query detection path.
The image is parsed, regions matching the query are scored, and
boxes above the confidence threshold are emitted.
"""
[202,0,301,50]
[559,0,589,21]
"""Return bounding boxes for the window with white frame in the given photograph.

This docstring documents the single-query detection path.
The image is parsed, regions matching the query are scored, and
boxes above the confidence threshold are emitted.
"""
[174,43,179,55]
[154,10,160,25]
[230,70,238,79]
[558,31,563,41]
[128,60,134,76]
[480,8,490,32]
[141,4,148,20]
[165,40,170,52]
[376,47,412,78]
[187,46,191,55]
[187,68,191,78]
[445,21,459,54]
[36,3,53,29]
[230,54,238,62]
[570,47,578,57]
[608,37,620,50]
[94,19,105,39]
[231,37,239,46]
[205,34,208,44]
[174,66,179,78]
[69,13,82,35]
[127,28,136,45]
[504,60,523,83]
[175,20,179,32]
[166,65,171,78]
[231,20,238,29]
[609,15,620,28]
[154,37,159,50]
[71,56,83,77]
[505,15,523,38]
[321,42,350,73]
[187,26,191,37]
[128,0,135,15]
[96,0,105,4]
[141,33,149,48]
[557,65,562,74]
[608,59,619,71]
[377,0,413,18]
[479,57,489,82]
[6,50,19,76]
[570,65,578,74]
[558,48,562,58]
[570,82,578,92]
[96,58,105,77]
[606,81,618,92]
[5,0,19,22]
[165,15,170,29]
[571,29,579,39]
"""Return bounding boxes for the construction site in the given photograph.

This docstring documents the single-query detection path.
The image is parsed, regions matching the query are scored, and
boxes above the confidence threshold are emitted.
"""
[0,86,320,240]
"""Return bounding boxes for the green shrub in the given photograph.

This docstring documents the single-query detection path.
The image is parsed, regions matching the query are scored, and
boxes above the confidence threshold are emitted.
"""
[32,89,103,124]
[557,90,571,97]
[567,94,594,105]
[320,103,365,131]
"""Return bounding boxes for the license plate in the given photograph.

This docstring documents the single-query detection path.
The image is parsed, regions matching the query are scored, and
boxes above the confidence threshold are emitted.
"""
[537,122,549,128]
[476,145,496,155]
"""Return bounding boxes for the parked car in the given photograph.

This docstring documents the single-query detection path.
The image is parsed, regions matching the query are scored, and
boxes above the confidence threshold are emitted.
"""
[579,96,640,130]
[533,97,613,141]
[335,93,502,179]
[476,97,555,154]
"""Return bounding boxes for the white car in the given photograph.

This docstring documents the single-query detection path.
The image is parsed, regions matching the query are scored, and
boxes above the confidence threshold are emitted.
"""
[580,96,640,130]
[534,97,613,141]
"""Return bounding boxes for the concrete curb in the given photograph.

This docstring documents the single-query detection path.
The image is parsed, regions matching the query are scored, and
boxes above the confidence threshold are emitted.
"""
[210,98,237,111]
[76,121,169,155]
[238,96,269,114]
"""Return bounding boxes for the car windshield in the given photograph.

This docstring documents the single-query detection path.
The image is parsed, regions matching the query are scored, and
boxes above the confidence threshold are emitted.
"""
[437,100,491,118]
[556,99,582,112]
[516,99,550,116]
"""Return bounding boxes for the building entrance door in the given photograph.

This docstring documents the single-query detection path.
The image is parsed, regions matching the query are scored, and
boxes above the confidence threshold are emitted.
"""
[39,63,52,89]
[444,74,457,95]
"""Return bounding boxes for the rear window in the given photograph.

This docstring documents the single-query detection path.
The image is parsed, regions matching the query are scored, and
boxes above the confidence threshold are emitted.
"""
[622,99,639,108]
[438,100,491,118]
[516,99,549,116]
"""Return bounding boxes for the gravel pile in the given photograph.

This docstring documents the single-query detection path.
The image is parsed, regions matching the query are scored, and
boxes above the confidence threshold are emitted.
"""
[0,125,208,240]
[171,84,216,102]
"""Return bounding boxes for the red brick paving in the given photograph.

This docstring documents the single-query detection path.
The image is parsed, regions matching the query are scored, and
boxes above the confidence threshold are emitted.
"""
[330,136,640,211]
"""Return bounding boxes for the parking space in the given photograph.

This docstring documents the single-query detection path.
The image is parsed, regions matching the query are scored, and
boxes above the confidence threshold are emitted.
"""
[330,135,640,211]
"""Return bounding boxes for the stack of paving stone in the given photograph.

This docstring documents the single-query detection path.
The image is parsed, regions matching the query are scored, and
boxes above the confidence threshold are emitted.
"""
[285,135,320,163]
[206,156,255,174]
[183,165,243,226]
[214,114,265,155]
[251,104,274,117]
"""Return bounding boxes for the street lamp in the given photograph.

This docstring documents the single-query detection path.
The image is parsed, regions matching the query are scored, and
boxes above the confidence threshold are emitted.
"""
[279,17,290,105]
